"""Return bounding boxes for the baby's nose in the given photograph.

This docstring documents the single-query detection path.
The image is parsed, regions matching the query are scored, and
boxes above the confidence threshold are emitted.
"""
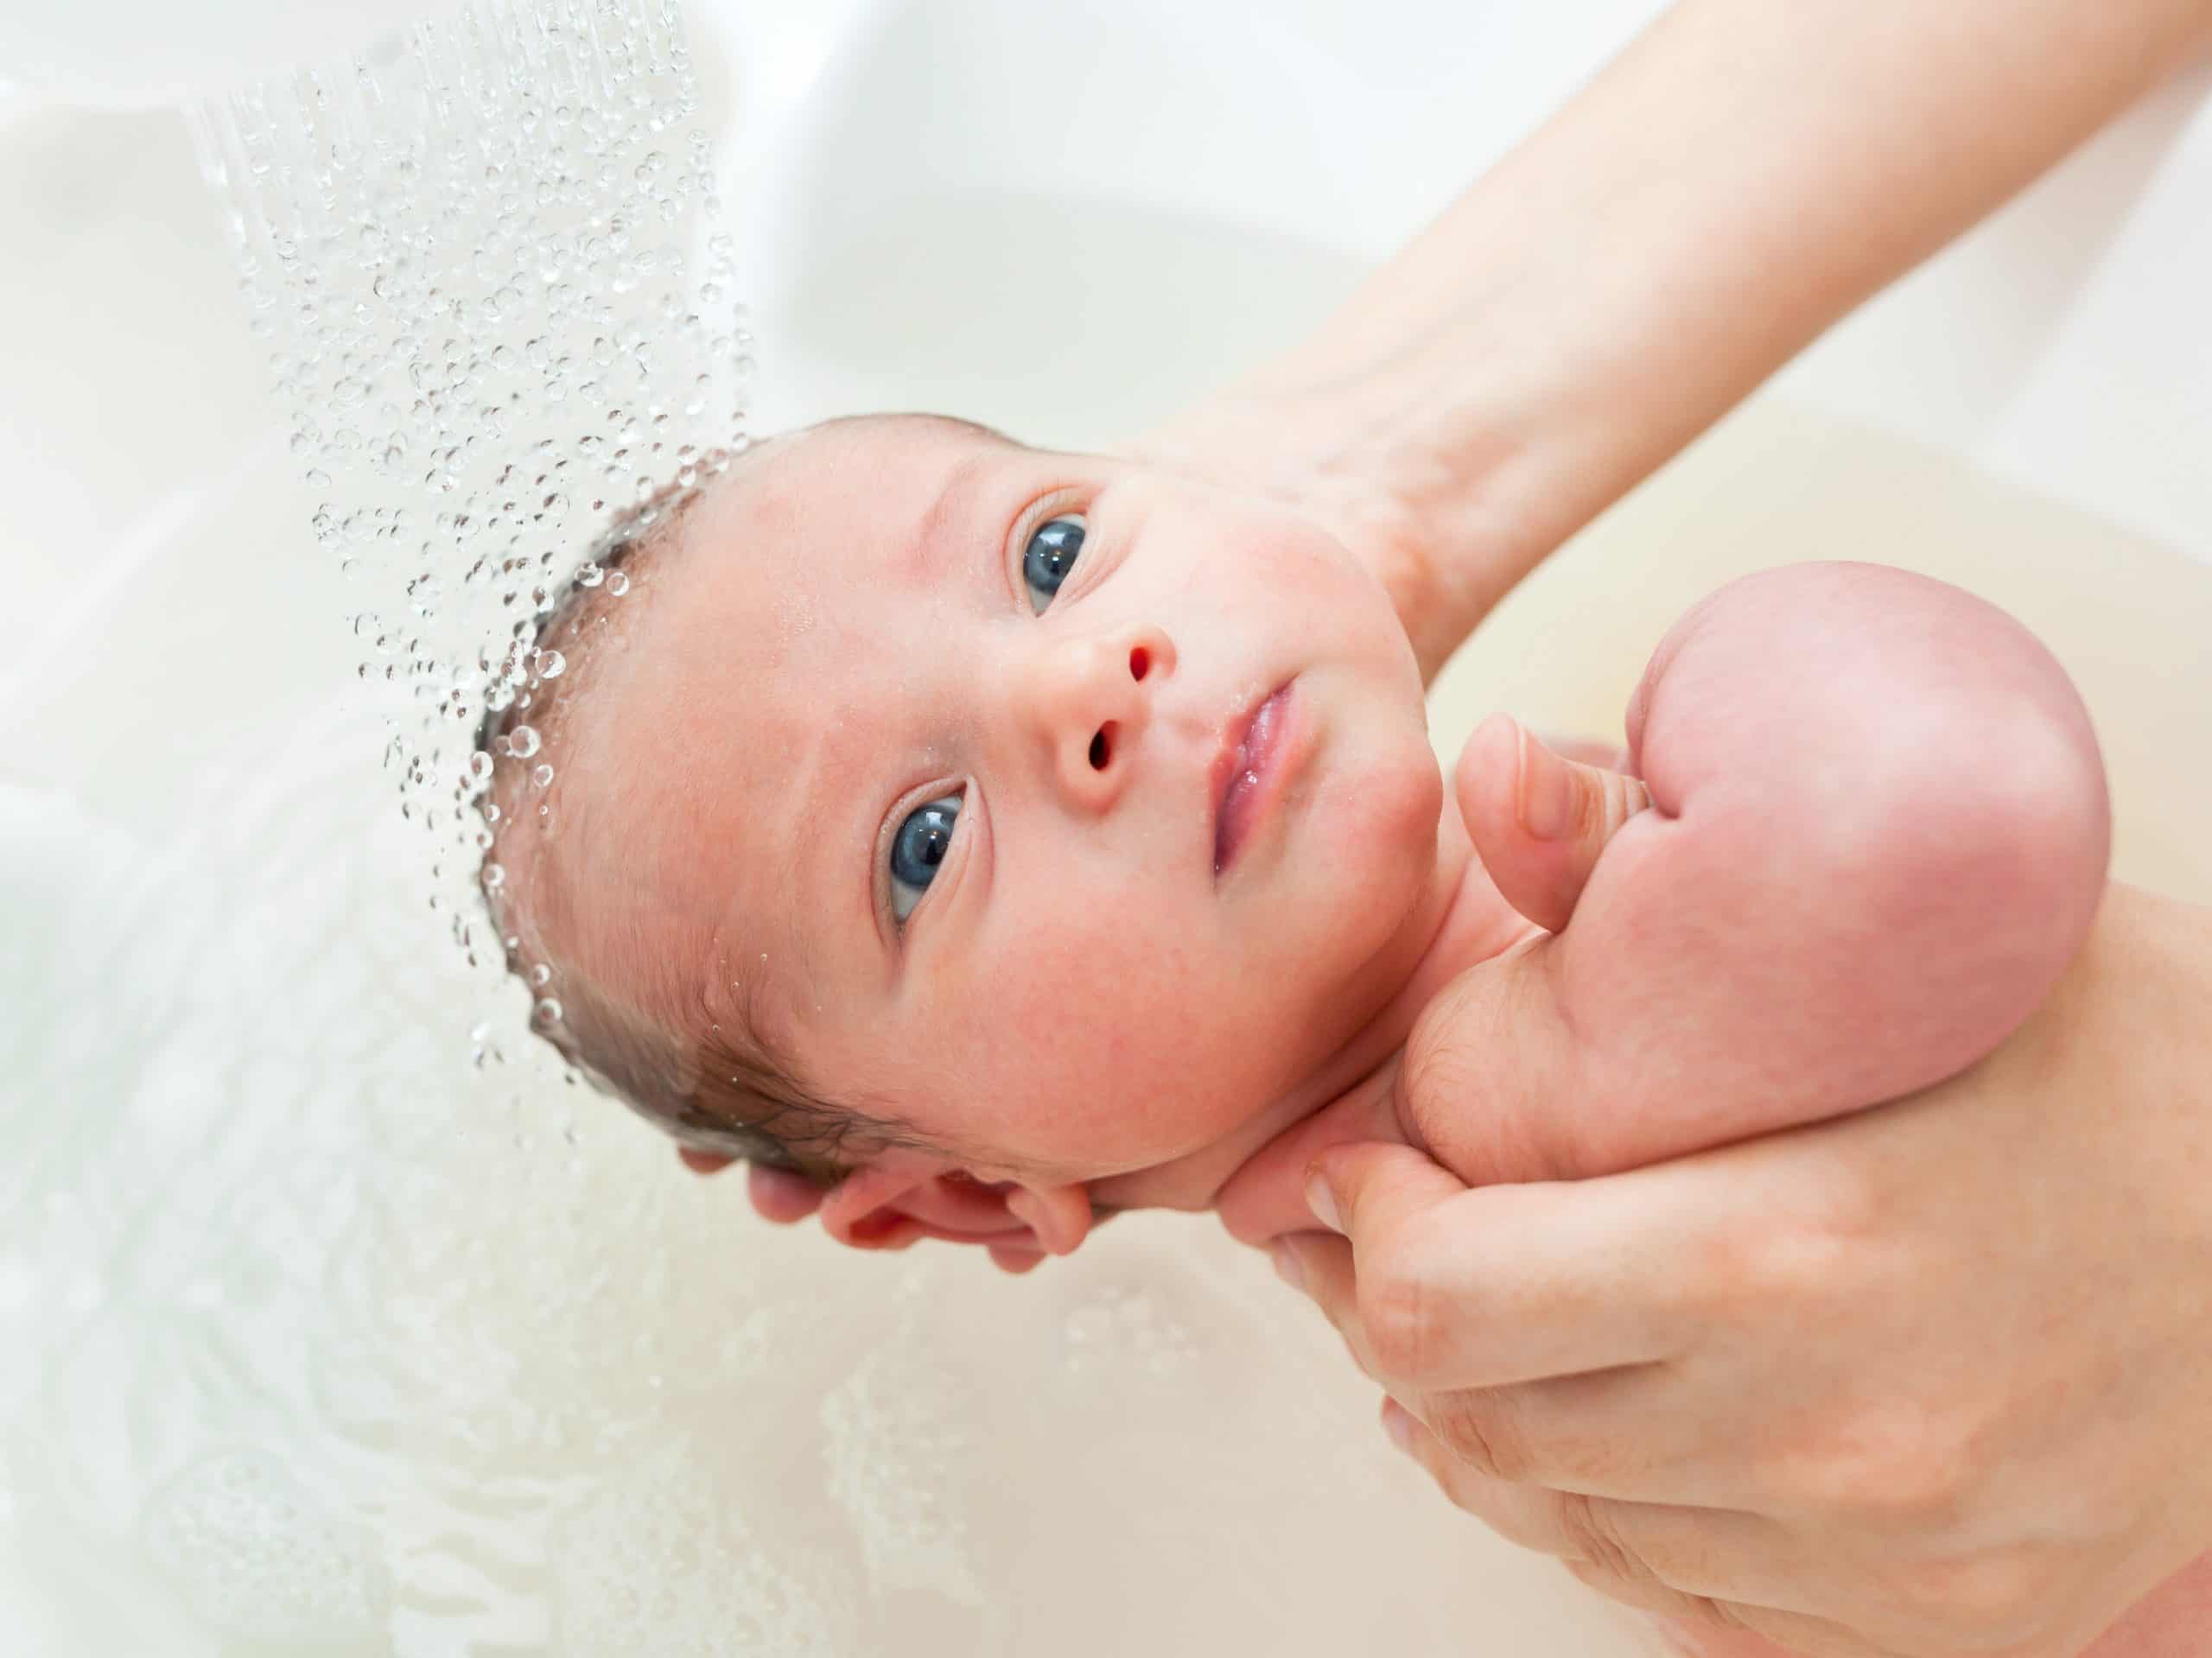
[1020,624,1176,812]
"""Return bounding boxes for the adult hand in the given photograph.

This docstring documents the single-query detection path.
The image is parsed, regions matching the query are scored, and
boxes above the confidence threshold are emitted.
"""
[677,1149,1052,1274]
[1220,886,2212,1657]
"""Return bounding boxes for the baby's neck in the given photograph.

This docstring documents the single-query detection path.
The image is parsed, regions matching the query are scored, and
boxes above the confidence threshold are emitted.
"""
[1289,777,1533,1125]
[1091,752,1532,1215]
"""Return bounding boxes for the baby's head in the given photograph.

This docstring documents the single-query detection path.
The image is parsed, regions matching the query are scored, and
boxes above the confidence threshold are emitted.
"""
[482,413,1452,1255]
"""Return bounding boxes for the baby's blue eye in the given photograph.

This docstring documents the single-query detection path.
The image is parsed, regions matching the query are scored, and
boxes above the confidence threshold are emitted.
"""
[1022,515,1085,615]
[889,793,961,924]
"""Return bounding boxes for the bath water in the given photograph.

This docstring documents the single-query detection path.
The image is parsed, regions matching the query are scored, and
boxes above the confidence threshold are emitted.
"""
[3,3,2209,1652]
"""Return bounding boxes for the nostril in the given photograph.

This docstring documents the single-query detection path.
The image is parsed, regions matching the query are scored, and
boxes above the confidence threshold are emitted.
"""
[1089,724,1114,771]
[1128,645,1151,681]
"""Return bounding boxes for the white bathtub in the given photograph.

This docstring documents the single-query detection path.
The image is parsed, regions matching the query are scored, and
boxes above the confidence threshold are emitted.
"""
[3,3,2209,1655]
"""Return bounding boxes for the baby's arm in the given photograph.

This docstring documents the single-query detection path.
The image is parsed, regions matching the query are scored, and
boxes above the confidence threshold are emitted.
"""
[1461,561,2108,1158]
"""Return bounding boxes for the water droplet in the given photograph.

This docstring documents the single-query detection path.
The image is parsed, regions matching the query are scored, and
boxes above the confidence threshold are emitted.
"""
[531,963,552,987]
[534,997,563,1026]
[607,571,630,596]
[508,725,541,758]
[531,763,554,789]
[483,863,506,890]
[537,650,566,678]
[466,749,494,784]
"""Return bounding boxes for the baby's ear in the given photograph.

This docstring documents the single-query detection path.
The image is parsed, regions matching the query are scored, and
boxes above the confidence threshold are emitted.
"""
[818,1158,1095,1261]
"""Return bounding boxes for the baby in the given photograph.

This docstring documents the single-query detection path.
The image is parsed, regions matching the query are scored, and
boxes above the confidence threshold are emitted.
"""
[479,410,2108,1267]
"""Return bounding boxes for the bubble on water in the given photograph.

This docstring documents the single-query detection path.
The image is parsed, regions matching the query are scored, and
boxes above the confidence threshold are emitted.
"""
[507,724,541,759]
[531,763,554,788]
[551,1447,858,1657]
[820,1343,987,1603]
[140,1449,389,1647]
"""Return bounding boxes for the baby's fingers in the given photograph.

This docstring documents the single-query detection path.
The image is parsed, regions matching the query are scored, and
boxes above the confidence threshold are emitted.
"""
[747,1160,828,1223]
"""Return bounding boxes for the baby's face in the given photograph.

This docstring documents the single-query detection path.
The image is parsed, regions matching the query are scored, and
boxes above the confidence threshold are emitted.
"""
[587,416,1449,1206]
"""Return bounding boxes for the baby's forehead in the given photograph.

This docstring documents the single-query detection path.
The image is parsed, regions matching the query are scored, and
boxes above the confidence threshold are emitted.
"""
[579,415,1013,897]
[665,416,1023,621]
[742,411,1012,503]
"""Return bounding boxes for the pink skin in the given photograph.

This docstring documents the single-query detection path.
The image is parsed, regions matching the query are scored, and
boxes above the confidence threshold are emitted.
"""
[1217,560,2112,1245]
[639,425,2181,1656]
[1655,1550,2212,1658]
[698,551,2109,1291]
[584,415,1532,1255]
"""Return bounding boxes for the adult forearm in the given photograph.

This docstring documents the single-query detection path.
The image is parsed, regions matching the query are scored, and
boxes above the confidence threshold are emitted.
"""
[1246,0,2212,653]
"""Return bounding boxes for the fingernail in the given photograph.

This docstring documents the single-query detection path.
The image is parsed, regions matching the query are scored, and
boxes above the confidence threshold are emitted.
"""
[1382,1399,1416,1455]
[1269,1241,1305,1293]
[1516,725,1577,842]
[1306,1172,1343,1234]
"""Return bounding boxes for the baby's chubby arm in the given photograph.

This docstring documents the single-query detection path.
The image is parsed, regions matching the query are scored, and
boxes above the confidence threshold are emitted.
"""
[1452,560,2110,1172]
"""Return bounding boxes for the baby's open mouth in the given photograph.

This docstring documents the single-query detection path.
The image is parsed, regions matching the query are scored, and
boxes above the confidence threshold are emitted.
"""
[1212,681,1297,878]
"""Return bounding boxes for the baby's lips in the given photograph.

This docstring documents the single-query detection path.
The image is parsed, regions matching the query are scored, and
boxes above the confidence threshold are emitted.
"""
[1214,1058,1415,1248]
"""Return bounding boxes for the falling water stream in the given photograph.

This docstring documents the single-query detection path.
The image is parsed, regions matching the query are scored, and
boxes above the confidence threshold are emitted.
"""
[185,0,751,1009]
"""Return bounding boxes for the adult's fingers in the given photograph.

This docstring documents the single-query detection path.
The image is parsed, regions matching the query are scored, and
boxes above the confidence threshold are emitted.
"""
[988,1242,1046,1274]
[1559,1562,1904,1658]
[1459,714,1654,935]
[1281,1227,1740,1505]
[1216,1060,1413,1246]
[747,1161,826,1223]
[1297,1142,1693,1388]
[1379,1397,1808,1599]
[1385,1405,1904,1658]
[674,1147,829,1230]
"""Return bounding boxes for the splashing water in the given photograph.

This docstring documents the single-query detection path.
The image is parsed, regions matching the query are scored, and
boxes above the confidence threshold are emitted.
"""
[185,0,751,1007]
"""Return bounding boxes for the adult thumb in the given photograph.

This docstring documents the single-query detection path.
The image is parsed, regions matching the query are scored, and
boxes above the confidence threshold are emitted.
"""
[1306,1140,1471,1242]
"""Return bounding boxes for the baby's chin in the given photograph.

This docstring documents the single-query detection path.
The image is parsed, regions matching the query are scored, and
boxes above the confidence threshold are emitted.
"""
[1077,1077,1342,1215]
